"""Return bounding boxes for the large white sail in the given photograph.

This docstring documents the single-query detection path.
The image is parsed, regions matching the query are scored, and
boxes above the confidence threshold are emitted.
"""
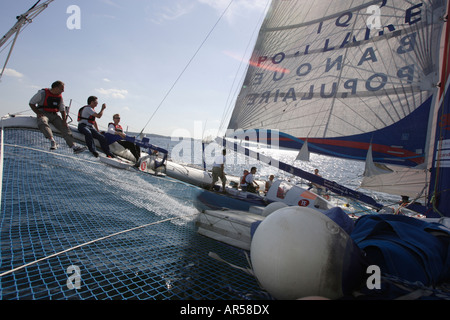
[227,0,450,217]
[228,0,447,168]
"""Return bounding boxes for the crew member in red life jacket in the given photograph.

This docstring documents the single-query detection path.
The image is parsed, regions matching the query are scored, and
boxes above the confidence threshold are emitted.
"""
[28,80,86,153]
[240,170,249,189]
[77,96,115,158]
[241,167,259,193]
[105,114,140,163]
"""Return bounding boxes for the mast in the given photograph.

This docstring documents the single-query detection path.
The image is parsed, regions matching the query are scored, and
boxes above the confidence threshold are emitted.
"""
[0,0,54,81]
[428,0,450,218]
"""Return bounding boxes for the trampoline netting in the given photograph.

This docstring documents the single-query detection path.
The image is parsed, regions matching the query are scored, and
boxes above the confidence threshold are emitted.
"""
[0,128,266,300]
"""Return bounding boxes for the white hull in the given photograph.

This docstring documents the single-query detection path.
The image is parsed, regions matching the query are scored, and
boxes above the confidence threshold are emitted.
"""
[197,206,265,251]
[196,181,340,250]
[0,114,138,160]
[165,162,213,188]
[164,160,266,191]
[99,155,134,169]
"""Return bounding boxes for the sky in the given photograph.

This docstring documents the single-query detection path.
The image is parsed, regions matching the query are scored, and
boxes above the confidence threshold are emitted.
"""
[0,0,269,138]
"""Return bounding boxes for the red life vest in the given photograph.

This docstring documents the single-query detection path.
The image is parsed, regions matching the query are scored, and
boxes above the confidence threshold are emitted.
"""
[108,123,123,133]
[39,88,62,113]
[240,172,249,185]
[77,106,96,124]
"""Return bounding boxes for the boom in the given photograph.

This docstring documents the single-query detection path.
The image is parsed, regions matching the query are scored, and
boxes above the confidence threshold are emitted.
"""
[0,0,54,80]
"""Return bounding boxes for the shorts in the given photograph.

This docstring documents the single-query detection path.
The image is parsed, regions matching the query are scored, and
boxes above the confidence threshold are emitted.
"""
[212,166,226,184]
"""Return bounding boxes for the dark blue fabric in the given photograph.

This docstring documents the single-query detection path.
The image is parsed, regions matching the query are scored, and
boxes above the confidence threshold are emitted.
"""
[78,123,113,157]
[250,221,262,239]
[323,207,355,234]
[351,214,450,287]
[103,132,122,145]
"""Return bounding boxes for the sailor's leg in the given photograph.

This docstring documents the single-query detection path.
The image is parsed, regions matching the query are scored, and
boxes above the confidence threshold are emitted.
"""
[49,114,75,147]
[78,124,96,153]
[36,113,54,140]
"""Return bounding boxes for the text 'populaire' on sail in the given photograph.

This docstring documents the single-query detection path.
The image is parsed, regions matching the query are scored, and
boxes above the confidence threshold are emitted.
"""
[226,0,450,218]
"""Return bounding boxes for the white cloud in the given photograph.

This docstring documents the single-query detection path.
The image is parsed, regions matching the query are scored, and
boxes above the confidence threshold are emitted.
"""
[148,1,196,24]
[147,0,267,25]
[197,0,269,23]
[3,68,24,79]
[103,78,111,82]
[95,88,128,99]
[100,0,121,9]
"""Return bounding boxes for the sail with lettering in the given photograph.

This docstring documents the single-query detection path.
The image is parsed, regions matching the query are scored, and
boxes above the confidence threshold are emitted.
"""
[226,0,450,218]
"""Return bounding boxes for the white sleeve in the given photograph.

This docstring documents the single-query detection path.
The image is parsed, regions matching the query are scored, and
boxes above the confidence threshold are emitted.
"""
[29,90,45,105]
[85,107,95,117]
[107,124,116,134]
[59,97,65,112]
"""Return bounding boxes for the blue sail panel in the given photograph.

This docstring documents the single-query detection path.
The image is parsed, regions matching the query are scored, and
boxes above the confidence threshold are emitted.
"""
[283,96,431,167]
[240,97,431,167]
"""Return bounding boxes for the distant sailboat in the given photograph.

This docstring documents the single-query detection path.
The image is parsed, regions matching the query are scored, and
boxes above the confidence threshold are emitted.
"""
[225,0,450,218]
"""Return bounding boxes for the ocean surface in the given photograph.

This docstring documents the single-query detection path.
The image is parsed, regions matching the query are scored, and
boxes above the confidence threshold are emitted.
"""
[149,133,401,208]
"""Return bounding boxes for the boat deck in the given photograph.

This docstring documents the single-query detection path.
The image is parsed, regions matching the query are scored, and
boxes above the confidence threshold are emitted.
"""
[0,128,267,300]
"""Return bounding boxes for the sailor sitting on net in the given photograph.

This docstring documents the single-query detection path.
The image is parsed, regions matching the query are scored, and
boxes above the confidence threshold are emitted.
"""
[77,96,115,158]
[104,114,141,163]
[241,167,260,194]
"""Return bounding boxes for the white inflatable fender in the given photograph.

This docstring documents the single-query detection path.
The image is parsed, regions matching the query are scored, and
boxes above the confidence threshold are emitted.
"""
[250,206,364,300]
[261,202,287,217]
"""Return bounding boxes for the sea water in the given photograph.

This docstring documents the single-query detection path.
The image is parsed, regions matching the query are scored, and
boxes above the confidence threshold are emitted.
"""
[149,134,400,207]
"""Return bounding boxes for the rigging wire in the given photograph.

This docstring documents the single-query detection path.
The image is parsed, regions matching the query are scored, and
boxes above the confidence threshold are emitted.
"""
[217,0,272,137]
[139,0,236,137]
[0,1,53,81]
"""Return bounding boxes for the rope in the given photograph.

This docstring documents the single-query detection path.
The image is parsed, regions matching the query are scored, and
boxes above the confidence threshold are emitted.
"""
[0,214,196,278]
[217,0,271,137]
[430,3,450,217]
